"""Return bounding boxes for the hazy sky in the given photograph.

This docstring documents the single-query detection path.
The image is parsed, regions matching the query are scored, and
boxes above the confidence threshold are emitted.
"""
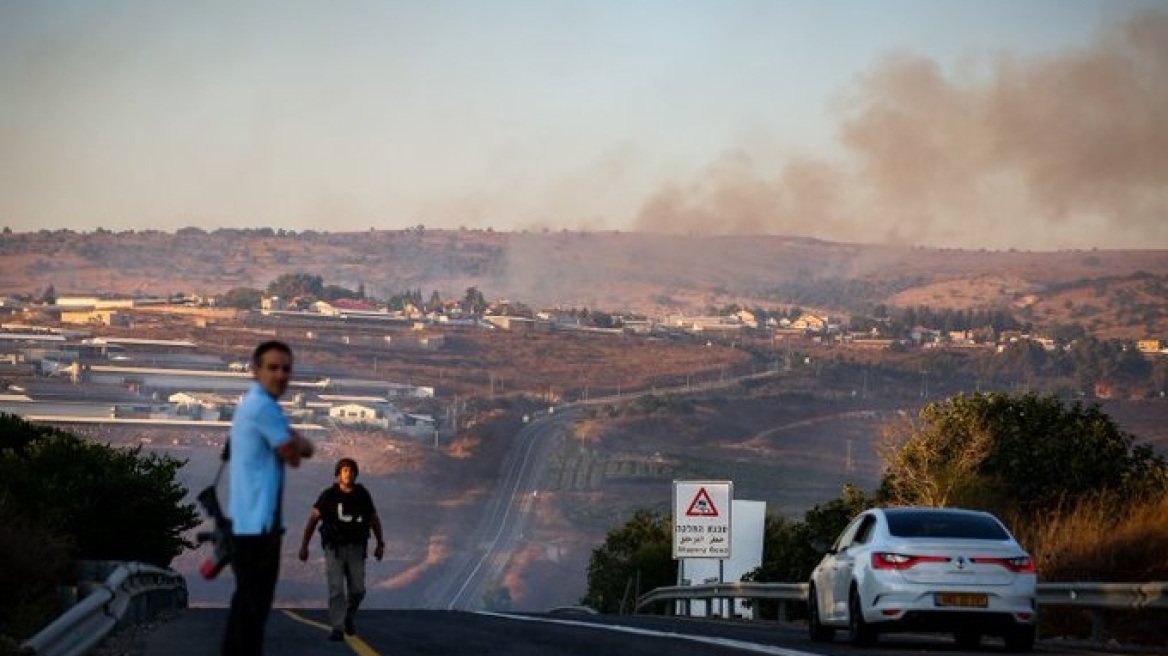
[1,0,1165,249]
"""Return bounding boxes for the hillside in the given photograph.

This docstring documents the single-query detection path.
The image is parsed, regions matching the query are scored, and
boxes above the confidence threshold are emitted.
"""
[3,229,1166,339]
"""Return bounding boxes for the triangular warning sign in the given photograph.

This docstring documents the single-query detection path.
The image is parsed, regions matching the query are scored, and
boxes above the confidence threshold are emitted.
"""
[685,487,719,517]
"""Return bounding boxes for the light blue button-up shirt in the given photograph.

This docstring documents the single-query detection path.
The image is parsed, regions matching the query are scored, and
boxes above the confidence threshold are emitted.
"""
[228,382,291,535]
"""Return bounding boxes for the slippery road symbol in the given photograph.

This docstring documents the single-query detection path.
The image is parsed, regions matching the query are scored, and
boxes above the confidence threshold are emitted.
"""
[685,487,719,517]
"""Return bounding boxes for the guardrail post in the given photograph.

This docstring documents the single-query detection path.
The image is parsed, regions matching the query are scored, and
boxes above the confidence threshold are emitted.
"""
[777,600,789,622]
[1090,609,1107,642]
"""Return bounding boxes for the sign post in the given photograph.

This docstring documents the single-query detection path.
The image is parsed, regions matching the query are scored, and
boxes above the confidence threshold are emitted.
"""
[672,480,732,560]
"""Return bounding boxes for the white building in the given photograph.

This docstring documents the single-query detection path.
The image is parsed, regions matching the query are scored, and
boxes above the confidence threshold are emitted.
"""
[168,391,236,421]
[328,402,390,428]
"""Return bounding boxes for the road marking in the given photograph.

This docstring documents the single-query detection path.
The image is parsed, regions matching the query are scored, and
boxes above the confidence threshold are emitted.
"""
[282,609,384,656]
[476,612,822,656]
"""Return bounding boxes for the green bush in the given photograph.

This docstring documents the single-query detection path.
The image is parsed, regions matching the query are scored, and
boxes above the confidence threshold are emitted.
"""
[0,414,199,566]
[0,413,199,641]
[0,502,72,639]
[582,509,674,614]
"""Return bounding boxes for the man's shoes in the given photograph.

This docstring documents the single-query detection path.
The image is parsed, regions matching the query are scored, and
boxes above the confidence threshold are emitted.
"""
[328,628,345,641]
[344,617,356,636]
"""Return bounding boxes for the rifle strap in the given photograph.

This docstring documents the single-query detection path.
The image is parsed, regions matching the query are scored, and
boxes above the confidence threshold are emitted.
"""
[212,438,230,488]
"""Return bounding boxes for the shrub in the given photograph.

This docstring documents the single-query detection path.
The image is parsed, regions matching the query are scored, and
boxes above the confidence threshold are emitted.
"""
[0,414,199,566]
[1014,493,1168,583]
[0,502,72,640]
[1010,493,1168,645]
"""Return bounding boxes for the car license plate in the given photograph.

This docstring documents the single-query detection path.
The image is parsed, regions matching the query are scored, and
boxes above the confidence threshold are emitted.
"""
[935,592,988,608]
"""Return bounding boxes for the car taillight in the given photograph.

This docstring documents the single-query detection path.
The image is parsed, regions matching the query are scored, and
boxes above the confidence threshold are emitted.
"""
[970,556,1036,573]
[871,552,950,570]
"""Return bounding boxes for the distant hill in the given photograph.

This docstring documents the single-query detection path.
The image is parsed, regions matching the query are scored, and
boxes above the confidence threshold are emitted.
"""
[2,228,1166,338]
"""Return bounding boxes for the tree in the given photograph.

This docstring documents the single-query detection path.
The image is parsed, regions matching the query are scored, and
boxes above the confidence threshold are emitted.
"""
[590,310,615,328]
[266,272,325,300]
[0,414,200,566]
[878,393,1168,516]
[1153,359,1168,398]
[582,509,674,613]
[0,501,72,638]
[463,286,487,313]
[221,287,262,309]
[322,284,359,301]
[40,283,57,305]
[745,485,872,585]
[879,410,994,507]
[482,583,512,611]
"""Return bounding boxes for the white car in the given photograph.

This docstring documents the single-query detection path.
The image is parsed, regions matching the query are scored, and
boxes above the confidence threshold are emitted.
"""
[808,506,1037,651]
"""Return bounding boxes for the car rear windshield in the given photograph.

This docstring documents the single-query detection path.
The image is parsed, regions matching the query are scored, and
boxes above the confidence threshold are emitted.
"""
[885,511,1011,540]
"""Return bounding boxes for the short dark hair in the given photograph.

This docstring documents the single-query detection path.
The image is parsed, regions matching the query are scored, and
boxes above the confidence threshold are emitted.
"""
[252,340,293,368]
[335,457,359,479]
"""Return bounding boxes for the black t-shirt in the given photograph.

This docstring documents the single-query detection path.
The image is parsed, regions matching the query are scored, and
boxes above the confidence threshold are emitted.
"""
[313,483,377,547]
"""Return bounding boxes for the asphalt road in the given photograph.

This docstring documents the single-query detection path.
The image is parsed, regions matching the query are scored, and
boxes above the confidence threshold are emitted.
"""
[143,609,1125,656]
[420,409,573,609]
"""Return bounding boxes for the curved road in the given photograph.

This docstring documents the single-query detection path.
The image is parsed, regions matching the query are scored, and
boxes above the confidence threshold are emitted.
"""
[421,408,575,610]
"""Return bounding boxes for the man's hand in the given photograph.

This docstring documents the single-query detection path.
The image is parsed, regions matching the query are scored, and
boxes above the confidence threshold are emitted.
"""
[277,431,315,467]
[290,429,316,458]
[298,545,309,562]
[374,542,385,561]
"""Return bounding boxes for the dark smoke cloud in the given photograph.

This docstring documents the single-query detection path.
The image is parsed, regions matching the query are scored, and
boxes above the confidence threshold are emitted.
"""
[635,10,1168,249]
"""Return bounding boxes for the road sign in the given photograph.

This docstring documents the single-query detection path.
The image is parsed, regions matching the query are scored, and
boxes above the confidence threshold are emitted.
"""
[673,480,732,559]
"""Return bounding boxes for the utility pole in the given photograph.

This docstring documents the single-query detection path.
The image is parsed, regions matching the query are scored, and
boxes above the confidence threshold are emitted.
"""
[451,395,458,433]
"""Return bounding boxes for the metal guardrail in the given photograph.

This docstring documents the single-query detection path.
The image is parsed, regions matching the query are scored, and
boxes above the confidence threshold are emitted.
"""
[638,581,807,610]
[637,580,1168,612]
[640,576,1168,639]
[21,562,188,656]
[636,581,1168,641]
[1039,582,1168,610]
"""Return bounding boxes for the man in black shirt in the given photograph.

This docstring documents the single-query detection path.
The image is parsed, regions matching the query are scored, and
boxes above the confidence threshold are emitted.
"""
[298,457,385,641]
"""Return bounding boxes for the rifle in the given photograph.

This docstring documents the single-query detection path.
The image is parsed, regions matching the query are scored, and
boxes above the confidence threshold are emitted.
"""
[196,442,233,579]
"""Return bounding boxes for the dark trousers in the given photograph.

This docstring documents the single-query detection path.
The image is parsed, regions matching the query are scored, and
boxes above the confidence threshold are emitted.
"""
[221,533,282,656]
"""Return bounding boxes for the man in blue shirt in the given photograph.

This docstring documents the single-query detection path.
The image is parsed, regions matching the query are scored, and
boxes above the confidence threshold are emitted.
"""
[222,340,315,656]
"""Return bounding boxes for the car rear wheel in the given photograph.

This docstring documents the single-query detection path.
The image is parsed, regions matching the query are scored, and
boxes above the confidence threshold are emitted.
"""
[807,586,835,643]
[848,587,876,647]
[1003,625,1035,652]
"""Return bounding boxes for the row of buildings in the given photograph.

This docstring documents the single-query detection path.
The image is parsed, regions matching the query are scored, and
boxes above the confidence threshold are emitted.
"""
[0,322,437,435]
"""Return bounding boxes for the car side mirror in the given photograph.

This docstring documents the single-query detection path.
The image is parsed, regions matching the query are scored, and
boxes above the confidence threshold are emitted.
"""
[810,539,831,554]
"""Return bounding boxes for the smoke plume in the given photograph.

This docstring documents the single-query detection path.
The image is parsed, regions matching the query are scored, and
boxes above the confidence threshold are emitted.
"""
[635,10,1168,249]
